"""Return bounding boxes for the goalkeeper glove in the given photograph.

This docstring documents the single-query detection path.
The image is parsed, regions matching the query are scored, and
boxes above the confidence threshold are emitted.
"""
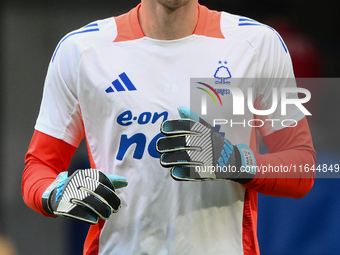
[156,106,256,183]
[42,169,127,224]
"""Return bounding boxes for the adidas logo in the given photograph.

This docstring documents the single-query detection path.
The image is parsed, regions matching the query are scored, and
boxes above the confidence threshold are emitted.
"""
[106,72,137,93]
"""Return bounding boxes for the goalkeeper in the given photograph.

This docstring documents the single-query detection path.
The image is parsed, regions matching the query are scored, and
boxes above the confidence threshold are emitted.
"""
[21,0,316,254]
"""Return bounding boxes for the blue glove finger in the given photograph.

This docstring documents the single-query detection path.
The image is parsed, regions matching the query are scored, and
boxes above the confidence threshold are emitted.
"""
[171,166,197,181]
[107,174,128,189]
[177,106,213,130]
[171,166,216,181]
[177,106,199,121]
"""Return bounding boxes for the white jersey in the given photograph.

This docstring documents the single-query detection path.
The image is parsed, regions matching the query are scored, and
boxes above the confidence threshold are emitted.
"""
[35,4,302,255]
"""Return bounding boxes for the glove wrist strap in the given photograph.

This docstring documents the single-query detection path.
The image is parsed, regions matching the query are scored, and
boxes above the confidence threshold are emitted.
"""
[42,196,54,215]
[41,171,68,215]
[232,144,257,184]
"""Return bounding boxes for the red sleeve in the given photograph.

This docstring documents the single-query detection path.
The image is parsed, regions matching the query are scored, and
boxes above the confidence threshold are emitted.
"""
[21,130,77,216]
[243,117,316,199]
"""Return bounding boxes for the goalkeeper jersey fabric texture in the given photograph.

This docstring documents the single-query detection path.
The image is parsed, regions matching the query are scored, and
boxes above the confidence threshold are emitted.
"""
[23,4,315,255]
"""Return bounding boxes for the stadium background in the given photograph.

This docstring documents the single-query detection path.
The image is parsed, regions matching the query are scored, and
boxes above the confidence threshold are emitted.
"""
[1,0,339,254]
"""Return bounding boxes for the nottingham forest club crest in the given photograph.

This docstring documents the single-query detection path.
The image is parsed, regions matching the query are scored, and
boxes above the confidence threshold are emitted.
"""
[214,61,232,84]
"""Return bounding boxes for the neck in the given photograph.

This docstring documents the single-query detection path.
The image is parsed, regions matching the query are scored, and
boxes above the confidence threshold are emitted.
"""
[138,0,199,40]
